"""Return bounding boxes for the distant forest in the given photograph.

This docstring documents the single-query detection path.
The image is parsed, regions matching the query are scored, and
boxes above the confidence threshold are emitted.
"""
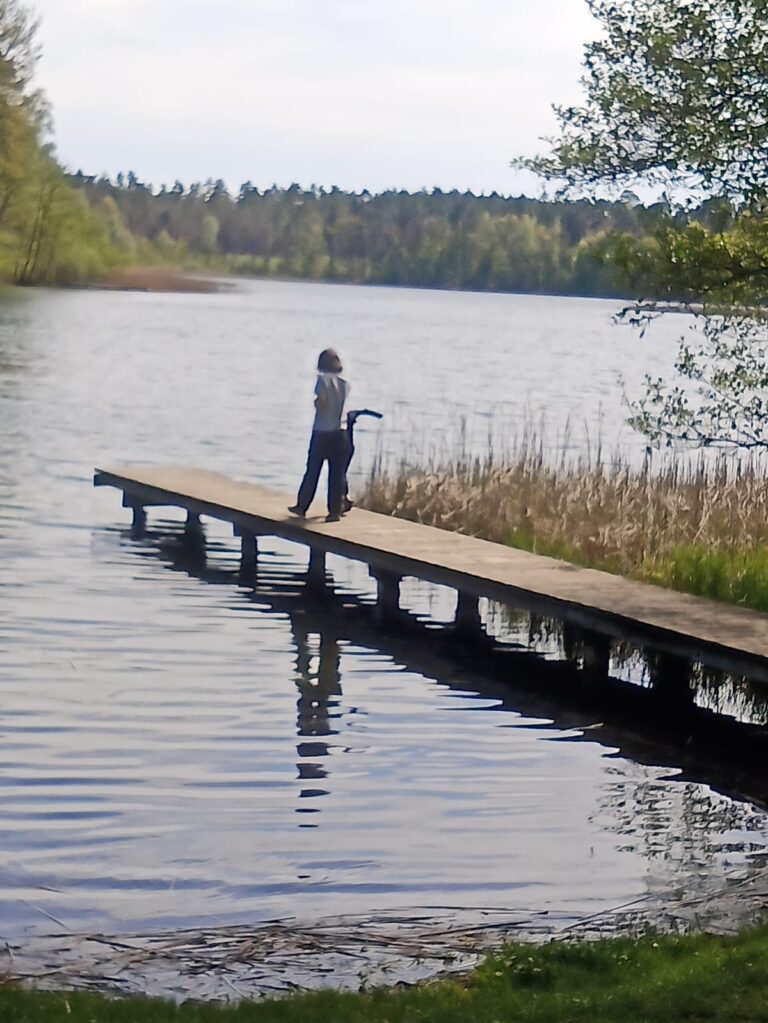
[0,0,739,298]
[70,172,675,297]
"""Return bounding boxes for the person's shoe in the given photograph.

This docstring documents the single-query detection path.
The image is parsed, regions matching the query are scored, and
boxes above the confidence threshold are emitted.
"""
[325,513,341,523]
[287,505,305,517]
[342,497,354,513]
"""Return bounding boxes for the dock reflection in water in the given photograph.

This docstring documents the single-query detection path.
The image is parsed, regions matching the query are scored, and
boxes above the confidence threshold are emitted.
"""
[292,616,341,816]
[160,522,768,806]
[133,518,768,928]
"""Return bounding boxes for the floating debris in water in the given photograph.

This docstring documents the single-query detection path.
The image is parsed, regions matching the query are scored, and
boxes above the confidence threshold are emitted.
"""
[6,872,768,1003]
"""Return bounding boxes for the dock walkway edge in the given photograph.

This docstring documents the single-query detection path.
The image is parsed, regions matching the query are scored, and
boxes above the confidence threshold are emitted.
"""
[94,464,768,684]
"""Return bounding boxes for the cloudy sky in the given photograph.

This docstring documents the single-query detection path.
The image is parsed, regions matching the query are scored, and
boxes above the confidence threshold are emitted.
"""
[31,0,598,195]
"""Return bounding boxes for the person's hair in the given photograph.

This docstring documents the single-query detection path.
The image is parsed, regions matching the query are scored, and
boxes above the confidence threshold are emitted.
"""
[317,348,343,373]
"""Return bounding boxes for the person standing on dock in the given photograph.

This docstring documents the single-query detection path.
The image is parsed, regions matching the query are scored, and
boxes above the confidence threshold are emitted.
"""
[289,348,350,522]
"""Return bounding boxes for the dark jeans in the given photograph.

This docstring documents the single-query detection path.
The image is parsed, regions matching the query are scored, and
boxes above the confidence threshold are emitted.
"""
[296,429,349,516]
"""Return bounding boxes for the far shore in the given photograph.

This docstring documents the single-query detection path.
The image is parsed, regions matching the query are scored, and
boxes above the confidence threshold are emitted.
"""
[94,267,229,294]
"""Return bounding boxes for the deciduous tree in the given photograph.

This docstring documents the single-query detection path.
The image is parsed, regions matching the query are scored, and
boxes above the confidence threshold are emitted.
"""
[522,0,768,450]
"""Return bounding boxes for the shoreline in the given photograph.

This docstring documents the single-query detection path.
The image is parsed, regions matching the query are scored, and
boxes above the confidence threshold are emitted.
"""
[6,266,638,301]
[93,267,230,294]
[7,865,768,1003]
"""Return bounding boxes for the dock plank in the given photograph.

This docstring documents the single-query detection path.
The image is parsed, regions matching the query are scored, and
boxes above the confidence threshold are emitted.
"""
[94,464,768,681]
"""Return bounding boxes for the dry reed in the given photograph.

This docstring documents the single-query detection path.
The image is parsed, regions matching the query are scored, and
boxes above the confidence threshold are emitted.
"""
[361,434,768,610]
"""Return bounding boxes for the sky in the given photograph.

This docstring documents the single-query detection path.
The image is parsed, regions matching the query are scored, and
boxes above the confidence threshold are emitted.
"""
[30,0,598,196]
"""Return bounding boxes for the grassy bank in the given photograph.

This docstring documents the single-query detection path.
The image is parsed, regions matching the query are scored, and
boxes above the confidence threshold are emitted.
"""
[4,928,768,1021]
[362,443,768,612]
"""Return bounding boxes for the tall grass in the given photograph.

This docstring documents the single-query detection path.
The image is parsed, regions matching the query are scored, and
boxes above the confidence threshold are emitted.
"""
[361,433,768,611]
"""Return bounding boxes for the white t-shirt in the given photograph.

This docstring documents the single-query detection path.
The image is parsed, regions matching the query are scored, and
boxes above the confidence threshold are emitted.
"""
[313,372,349,432]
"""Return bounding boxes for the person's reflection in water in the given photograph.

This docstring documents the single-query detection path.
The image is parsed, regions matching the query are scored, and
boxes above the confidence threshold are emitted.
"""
[290,613,343,824]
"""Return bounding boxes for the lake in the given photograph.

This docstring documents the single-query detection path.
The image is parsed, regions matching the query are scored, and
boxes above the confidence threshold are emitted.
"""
[1,279,766,952]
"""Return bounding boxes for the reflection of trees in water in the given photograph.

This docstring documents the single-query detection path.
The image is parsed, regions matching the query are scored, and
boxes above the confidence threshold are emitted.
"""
[694,668,768,726]
[593,760,768,888]
[0,302,35,381]
[289,614,343,818]
[496,603,768,726]
[0,304,36,496]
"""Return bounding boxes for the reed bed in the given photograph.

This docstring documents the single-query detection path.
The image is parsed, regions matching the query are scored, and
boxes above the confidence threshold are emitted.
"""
[361,436,768,611]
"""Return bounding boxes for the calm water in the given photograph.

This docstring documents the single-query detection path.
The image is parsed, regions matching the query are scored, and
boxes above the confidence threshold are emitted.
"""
[1,279,767,941]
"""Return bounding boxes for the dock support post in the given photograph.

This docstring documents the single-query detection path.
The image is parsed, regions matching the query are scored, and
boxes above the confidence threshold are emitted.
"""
[183,509,201,536]
[372,569,402,626]
[128,504,146,536]
[307,547,327,591]
[650,652,694,712]
[566,627,610,687]
[455,591,483,641]
[122,492,146,535]
[562,623,579,663]
[184,511,205,546]
[239,531,258,580]
[582,631,611,686]
[132,505,146,534]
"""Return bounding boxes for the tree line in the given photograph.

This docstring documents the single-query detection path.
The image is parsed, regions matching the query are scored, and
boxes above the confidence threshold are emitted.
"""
[70,172,677,298]
[0,0,753,315]
[2,0,668,303]
[0,1,129,285]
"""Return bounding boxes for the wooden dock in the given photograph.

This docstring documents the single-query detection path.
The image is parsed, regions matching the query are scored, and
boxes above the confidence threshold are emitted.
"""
[94,464,768,686]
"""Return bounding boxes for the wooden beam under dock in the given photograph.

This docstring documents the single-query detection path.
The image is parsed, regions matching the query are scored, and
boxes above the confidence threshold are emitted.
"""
[94,464,768,684]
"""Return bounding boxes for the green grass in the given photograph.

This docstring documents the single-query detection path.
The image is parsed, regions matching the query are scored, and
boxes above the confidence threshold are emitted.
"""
[507,524,623,574]
[4,928,768,1021]
[509,525,768,612]
[642,543,768,612]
